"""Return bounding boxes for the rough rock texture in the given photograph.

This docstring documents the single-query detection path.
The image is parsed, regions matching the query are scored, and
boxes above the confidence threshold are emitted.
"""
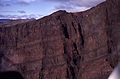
[0,0,120,79]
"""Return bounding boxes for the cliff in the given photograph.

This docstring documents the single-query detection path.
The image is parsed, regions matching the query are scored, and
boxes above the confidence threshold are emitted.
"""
[0,0,120,79]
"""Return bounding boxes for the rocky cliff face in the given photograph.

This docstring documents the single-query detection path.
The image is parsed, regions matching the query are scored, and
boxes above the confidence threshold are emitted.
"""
[0,0,120,79]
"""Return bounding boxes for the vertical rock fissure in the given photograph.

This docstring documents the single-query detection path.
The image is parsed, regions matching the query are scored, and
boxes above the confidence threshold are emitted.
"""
[0,50,4,71]
[39,32,46,79]
[70,66,76,79]
[63,43,70,79]
[61,24,69,39]
[106,7,112,53]
[106,7,118,68]
[0,28,7,71]
[78,24,84,47]
[15,27,19,46]
[63,41,82,79]
[63,43,76,79]
[39,63,44,79]
[72,22,77,33]
[72,42,80,65]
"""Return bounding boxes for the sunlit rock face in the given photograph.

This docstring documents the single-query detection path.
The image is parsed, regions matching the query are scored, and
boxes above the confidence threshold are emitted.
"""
[0,0,120,79]
[108,63,120,79]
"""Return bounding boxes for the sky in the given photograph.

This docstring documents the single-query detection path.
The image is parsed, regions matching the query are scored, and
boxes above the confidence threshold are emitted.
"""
[0,0,105,19]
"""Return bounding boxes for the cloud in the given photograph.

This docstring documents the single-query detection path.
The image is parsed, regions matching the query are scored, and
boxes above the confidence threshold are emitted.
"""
[1,0,11,1]
[0,10,26,14]
[18,0,37,4]
[45,0,69,3]
[55,3,74,10]
[5,3,11,6]
[46,0,106,7]
[17,10,26,13]
[16,0,37,5]
[47,0,106,12]
[0,10,14,12]
[54,1,90,12]
[0,0,37,5]
[0,14,42,19]
[0,3,4,7]
[71,0,106,7]
[54,5,90,12]
[0,0,106,19]
[0,3,11,7]
[0,0,12,7]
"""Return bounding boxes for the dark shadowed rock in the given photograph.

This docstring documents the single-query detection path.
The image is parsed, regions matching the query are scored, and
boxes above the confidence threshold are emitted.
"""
[0,71,24,79]
[0,0,120,79]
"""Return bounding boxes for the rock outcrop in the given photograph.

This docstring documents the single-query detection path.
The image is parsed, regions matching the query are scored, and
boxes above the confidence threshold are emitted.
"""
[0,0,120,79]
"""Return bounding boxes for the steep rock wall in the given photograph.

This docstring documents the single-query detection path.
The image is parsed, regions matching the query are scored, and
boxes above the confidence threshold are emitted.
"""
[0,0,120,79]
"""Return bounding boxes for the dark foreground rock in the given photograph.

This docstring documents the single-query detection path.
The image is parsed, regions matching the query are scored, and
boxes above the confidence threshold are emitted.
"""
[0,0,120,79]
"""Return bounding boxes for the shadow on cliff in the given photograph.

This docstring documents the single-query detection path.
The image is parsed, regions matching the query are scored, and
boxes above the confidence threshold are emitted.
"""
[0,71,24,79]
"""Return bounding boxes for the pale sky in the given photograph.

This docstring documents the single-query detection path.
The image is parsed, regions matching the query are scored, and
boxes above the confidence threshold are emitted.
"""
[0,0,105,19]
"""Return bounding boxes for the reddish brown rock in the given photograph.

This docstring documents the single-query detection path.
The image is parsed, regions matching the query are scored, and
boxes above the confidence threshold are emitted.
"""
[0,0,120,79]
